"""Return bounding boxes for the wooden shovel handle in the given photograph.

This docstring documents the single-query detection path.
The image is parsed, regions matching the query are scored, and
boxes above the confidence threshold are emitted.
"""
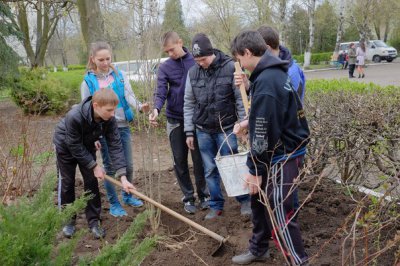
[234,62,249,116]
[104,175,226,243]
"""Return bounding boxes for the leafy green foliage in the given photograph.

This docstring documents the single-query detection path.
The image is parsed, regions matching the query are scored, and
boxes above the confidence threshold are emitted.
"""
[10,68,79,114]
[81,211,157,266]
[49,68,85,103]
[0,2,22,86]
[162,0,190,46]
[305,79,400,183]
[388,25,400,52]
[314,1,338,53]
[48,64,86,72]
[0,174,88,265]
[286,4,309,55]
[292,52,332,64]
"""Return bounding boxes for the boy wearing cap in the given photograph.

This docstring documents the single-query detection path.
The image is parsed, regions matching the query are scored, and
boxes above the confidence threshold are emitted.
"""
[230,30,310,265]
[149,31,209,214]
[183,33,251,220]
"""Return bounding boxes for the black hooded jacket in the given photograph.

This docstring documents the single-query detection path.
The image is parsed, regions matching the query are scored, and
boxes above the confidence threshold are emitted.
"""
[53,97,127,177]
[247,51,309,176]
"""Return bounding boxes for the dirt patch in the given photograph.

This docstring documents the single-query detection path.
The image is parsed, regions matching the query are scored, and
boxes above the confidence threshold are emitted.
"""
[1,100,397,265]
[66,169,396,266]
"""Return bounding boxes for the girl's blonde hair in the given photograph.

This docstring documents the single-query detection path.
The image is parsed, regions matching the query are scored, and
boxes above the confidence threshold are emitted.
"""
[92,88,119,107]
[87,41,118,75]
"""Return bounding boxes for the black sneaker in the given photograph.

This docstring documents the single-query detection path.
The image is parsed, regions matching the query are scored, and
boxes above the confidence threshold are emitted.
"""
[90,224,106,239]
[184,201,197,214]
[198,197,210,210]
[232,250,270,265]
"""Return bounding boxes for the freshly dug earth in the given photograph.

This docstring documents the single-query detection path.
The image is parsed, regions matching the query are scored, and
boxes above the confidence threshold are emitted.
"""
[70,168,397,266]
[0,100,396,265]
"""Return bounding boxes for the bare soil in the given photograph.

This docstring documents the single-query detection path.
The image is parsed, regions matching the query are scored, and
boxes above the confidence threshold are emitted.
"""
[0,100,398,265]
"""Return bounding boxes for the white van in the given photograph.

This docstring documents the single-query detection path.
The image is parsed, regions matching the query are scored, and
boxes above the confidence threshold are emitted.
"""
[339,40,397,63]
[113,57,168,81]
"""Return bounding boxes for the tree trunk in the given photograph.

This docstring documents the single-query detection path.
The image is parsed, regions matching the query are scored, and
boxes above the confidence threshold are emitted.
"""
[383,18,390,42]
[304,0,315,68]
[333,0,345,57]
[278,0,287,45]
[16,1,71,68]
[16,2,35,66]
[374,21,381,40]
[76,0,106,53]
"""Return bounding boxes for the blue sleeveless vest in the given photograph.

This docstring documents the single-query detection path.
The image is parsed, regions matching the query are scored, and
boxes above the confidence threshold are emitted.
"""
[84,69,134,122]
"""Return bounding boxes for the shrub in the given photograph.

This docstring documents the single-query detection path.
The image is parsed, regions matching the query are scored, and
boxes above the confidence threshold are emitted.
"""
[0,174,88,266]
[305,79,400,185]
[47,64,86,72]
[293,52,332,64]
[49,69,85,104]
[10,68,77,114]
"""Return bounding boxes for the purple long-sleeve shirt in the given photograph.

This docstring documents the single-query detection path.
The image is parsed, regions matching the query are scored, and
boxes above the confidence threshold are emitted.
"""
[153,47,195,120]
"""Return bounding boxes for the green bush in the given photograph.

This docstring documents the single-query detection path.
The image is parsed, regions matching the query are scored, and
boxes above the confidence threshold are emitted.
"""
[306,78,396,93]
[49,69,85,104]
[47,64,86,72]
[0,174,88,266]
[10,68,79,114]
[305,79,400,183]
[293,52,332,64]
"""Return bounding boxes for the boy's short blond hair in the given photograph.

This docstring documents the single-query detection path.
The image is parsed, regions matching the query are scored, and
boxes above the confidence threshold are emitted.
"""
[92,88,119,107]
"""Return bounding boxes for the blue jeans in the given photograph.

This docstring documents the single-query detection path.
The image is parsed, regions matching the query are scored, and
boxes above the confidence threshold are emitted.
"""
[196,128,250,210]
[100,127,134,205]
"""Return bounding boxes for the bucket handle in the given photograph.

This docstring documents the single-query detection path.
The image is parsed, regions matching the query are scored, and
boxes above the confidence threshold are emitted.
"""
[216,132,235,158]
[216,131,248,158]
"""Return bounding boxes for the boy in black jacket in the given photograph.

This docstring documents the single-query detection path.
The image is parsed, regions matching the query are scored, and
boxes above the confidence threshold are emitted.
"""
[53,88,136,239]
[230,30,310,265]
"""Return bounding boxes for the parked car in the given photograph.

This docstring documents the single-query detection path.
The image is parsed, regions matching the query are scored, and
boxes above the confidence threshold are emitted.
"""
[338,40,397,63]
[113,57,168,81]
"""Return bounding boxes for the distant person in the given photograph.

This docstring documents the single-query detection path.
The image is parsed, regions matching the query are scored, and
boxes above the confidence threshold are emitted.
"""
[149,31,209,214]
[343,52,349,69]
[54,88,137,239]
[81,41,150,218]
[356,41,366,78]
[337,51,345,69]
[230,30,310,266]
[348,43,357,78]
[184,33,251,220]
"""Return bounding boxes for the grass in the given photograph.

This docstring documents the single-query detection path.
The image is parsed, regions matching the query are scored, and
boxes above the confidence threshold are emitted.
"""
[305,63,335,70]
[0,88,10,100]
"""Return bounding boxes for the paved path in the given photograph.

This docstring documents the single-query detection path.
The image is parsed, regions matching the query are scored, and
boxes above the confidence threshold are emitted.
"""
[304,60,400,87]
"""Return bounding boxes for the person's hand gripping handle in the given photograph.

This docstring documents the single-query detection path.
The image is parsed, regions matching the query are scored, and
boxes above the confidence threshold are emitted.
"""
[234,62,249,116]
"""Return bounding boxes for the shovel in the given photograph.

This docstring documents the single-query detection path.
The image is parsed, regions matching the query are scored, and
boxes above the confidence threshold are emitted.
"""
[104,175,227,255]
[234,62,250,115]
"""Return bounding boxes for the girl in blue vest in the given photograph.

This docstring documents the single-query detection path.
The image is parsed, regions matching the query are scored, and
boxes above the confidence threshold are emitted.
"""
[81,41,150,217]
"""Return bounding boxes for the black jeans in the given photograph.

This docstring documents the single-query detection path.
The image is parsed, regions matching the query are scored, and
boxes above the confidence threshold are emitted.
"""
[349,64,356,77]
[167,118,209,203]
[56,147,101,228]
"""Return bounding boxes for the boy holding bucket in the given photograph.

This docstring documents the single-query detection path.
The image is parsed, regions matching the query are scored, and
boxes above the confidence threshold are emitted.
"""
[183,33,251,220]
[230,30,310,265]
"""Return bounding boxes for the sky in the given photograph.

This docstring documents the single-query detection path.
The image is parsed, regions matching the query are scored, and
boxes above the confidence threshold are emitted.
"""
[180,0,207,25]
